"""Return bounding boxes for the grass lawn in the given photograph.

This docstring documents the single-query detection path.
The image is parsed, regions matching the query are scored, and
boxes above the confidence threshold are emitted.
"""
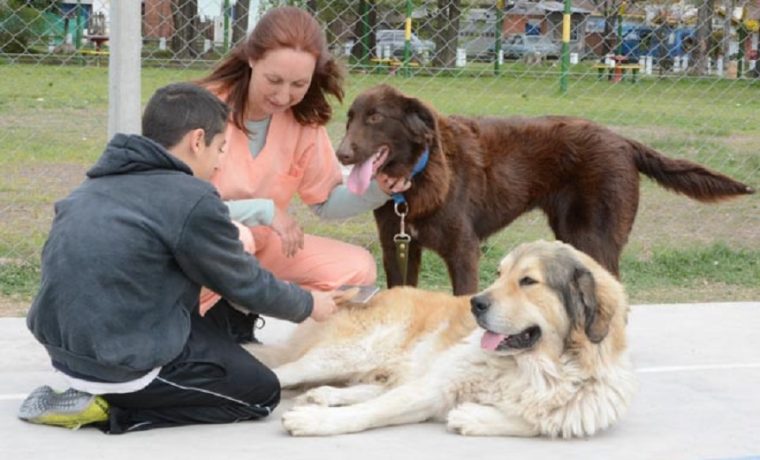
[0,62,758,314]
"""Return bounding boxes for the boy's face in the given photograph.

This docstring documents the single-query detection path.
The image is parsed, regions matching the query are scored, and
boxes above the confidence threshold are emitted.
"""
[190,132,226,181]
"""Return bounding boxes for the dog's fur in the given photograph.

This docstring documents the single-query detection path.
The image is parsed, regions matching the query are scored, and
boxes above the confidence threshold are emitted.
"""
[336,84,754,294]
[260,240,637,438]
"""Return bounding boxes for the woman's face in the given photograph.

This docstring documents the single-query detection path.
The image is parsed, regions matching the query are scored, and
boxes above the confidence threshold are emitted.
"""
[247,47,317,120]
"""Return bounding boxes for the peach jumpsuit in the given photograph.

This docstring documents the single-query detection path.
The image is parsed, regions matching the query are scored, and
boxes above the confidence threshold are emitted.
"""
[199,110,376,314]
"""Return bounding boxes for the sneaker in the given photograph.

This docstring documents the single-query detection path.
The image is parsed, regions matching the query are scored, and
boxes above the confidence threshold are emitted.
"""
[18,385,109,429]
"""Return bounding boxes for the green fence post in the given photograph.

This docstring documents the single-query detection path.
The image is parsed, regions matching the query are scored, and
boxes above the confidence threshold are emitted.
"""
[616,3,625,56]
[75,0,82,50]
[223,0,230,52]
[494,0,504,76]
[559,0,571,94]
[403,0,412,77]
[737,24,746,78]
[361,2,370,68]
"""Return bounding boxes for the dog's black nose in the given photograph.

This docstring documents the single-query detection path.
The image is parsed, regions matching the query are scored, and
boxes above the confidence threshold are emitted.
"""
[335,142,354,164]
[336,150,351,163]
[470,295,490,317]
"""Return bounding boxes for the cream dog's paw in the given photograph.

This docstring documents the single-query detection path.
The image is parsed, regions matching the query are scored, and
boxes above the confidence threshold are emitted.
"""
[294,386,339,406]
[447,403,539,437]
[282,405,330,436]
[446,403,499,436]
[282,405,358,436]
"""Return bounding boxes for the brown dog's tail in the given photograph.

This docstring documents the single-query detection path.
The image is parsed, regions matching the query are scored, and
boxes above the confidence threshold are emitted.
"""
[629,140,754,202]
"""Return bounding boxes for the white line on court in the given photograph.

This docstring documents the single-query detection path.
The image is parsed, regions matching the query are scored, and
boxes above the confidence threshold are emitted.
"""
[636,363,760,373]
[1,363,759,401]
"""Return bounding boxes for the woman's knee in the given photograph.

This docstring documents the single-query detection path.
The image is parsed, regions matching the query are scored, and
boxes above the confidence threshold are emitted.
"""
[295,242,377,290]
[352,247,377,285]
[325,245,377,287]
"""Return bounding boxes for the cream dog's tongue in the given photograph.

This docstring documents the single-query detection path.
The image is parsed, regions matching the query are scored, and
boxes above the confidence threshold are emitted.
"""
[347,157,374,195]
[481,331,505,351]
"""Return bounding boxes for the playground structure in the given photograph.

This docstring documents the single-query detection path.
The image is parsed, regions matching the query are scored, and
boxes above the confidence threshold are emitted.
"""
[85,11,108,51]
[9,3,109,54]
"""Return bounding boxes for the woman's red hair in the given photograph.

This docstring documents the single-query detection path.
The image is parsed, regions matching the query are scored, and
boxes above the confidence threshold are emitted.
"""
[197,6,344,131]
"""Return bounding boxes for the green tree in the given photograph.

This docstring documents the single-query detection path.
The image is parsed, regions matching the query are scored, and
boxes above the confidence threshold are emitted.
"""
[171,0,200,58]
[232,0,249,46]
[10,0,60,12]
[0,0,50,53]
[589,0,625,56]
[690,0,714,75]
[433,0,462,68]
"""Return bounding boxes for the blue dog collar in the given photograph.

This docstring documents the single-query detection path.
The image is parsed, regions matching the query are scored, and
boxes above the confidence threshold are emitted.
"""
[392,147,429,205]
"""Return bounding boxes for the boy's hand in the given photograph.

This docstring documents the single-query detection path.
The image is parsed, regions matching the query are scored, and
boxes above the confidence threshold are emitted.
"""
[309,291,338,322]
[271,208,304,258]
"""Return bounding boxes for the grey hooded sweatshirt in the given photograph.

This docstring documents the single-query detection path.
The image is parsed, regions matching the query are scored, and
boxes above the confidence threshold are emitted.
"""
[27,134,312,383]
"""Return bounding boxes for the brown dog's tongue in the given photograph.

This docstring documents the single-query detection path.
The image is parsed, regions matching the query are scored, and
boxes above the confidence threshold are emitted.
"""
[347,157,374,195]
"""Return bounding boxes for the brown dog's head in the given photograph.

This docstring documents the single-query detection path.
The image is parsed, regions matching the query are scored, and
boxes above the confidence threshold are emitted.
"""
[469,240,628,358]
[337,84,437,195]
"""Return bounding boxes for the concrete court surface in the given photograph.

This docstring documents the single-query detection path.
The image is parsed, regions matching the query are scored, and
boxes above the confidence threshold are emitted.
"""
[1,301,759,460]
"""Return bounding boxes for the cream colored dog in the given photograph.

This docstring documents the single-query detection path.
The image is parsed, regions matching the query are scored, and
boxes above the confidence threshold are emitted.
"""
[259,240,637,437]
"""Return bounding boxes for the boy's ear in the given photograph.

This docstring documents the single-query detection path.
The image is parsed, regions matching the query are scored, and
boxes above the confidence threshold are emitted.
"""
[188,128,205,155]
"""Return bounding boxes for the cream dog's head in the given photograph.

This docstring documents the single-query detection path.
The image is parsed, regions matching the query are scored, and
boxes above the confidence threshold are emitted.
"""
[470,240,627,357]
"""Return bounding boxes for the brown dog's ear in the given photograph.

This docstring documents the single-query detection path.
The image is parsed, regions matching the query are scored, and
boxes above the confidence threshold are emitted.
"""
[402,96,437,145]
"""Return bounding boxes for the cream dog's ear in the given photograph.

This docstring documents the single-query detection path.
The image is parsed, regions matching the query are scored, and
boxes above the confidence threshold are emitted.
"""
[570,267,610,343]
[546,250,611,344]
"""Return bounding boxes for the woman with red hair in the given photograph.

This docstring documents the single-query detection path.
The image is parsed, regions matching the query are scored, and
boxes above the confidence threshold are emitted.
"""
[197,7,399,340]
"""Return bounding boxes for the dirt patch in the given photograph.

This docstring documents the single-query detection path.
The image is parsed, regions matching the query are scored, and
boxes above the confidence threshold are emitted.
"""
[0,162,87,246]
[9,162,88,195]
[0,295,29,317]
[629,283,760,305]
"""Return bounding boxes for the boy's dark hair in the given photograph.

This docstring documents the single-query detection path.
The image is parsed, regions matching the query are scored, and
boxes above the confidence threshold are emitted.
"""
[142,83,230,149]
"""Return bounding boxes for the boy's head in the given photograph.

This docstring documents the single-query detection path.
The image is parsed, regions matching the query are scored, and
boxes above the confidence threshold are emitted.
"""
[142,83,230,180]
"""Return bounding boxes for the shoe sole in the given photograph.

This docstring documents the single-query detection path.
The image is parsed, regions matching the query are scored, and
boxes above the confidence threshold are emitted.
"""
[18,385,109,429]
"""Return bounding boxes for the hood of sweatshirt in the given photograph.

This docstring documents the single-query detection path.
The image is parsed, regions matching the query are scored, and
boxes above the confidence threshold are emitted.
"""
[87,133,193,178]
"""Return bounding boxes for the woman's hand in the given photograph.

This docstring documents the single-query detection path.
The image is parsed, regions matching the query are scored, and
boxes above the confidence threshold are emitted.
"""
[309,290,338,322]
[376,173,412,195]
[271,207,304,257]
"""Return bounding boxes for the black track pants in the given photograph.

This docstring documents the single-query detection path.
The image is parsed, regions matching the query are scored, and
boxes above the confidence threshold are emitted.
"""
[101,309,280,434]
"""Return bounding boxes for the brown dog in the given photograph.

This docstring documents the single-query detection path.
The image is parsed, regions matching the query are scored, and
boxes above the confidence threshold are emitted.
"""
[337,84,754,294]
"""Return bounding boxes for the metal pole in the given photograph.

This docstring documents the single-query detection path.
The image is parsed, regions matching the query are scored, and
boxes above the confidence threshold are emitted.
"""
[361,2,370,67]
[560,0,571,94]
[223,0,231,52]
[403,0,412,76]
[494,0,504,75]
[737,6,748,78]
[737,24,746,78]
[616,2,625,56]
[75,0,82,50]
[108,0,141,138]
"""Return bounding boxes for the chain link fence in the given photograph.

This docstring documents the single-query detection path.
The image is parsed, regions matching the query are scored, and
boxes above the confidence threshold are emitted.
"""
[1,0,758,307]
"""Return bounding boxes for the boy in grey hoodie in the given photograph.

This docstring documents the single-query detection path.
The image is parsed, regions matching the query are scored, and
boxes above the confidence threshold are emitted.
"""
[19,83,338,434]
